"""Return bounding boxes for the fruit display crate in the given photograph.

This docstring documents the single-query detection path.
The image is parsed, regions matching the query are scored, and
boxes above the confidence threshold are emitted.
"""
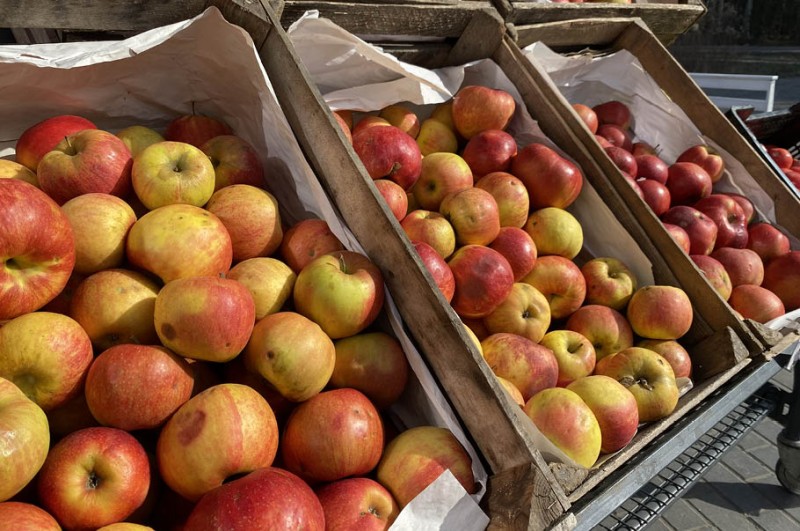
[277,5,799,529]
[494,0,706,46]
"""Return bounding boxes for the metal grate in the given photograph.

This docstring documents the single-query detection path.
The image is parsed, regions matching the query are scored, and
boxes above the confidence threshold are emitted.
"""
[593,391,779,530]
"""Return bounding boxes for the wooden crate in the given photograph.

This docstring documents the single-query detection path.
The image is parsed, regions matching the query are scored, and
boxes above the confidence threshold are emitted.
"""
[496,0,706,46]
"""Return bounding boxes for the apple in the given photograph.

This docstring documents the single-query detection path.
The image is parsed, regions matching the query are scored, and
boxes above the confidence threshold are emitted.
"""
[0,502,60,530]
[131,140,215,210]
[374,179,409,221]
[665,162,712,206]
[497,376,525,407]
[690,254,733,301]
[400,209,457,259]
[462,129,518,177]
[334,109,354,130]
[316,477,399,530]
[182,467,325,531]
[489,226,538,281]
[429,100,455,129]
[163,113,233,148]
[352,125,422,190]
[412,152,473,211]
[523,387,601,468]
[521,255,586,319]
[376,425,476,508]
[157,383,279,501]
[595,134,613,149]
[330,332,410,410]
[604,145,637,178]
[746,222,791,262]
[483,282,551,343]
[766,146,794,169]
[69,268,160,351]
[663,222,692,254]
[637,339,693,379]
[567,375,639,454]
[333,111,354,145]
[280,218,345,274]
[38,427,150,529]
[38,129,132,205]
[761,251,800,309]
[481,332,559,402]
[661,205,718,255]
[540,330,596,387]
[0,179,75,320]
[710,247,764,287]
[0,311,92,411]
[597,124,633,152]
[626,285,693,340]
[451,85,515,139]
[412,240,456,302]
[352,116,391,136]
[126,203,233,283]
[511,143,583,209]
[85,344,194,431]
[227,257,296,320]
[638,178,671,217]
[524,207,583,260]
[244,311,336,402]
[474,171,530,228]
[97,524,153,530]
[728,284,786,324]
[677,144,725,183]
[592,100,632,129]
[282,388,384,484]
[447,244,515,319]
[0,377,49,502]
[41,271,85,315]
[62,192,137,275]
[729,193,755,224]
[0,159,39,187]
[635,154,669,184]
[201,134,266,190]
[293,250,385,339]
[116,125,164,158]
[632,141,658,157]
[379,104,421,138]
[594,346,679,423]
[572,103,598,134]
[565,304,634,362]
[205,184,283,261]
[15,114,97,171]
[416,118,458,156]
[439,187,501,246]
[581,256,638,310]
[694,194,748,249]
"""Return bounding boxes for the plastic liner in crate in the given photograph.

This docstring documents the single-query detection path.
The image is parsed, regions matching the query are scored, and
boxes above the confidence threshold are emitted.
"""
[726,103,800,198]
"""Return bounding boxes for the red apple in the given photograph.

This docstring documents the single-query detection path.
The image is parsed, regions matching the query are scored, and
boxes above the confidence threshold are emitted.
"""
[316,477,399,531]
[763,251,800,311]
[376,425,476,508]
[38,427,150,530]
[592,100,632,129]
[637,339,692,379]
[540,330,596,387]
[461,129,518,177]
[766,146,794,170]
[0,179,75,320]
[163,113,233,148]
[690,254,733,301]
[638,178,671,216]
[412,240,456,302]
[474,171,530,228]
[333,111,353,144]
[626,285,693,340]
[595,134,613,149]
[572,103,599,134]
[132,140,215,210]
[663,222,692,254]
[489,226,538,281]
[694,194,748,249]
[411,152,473,211]
[481,332,558,402]
[201,134,266,191]
[352,125,422,190]
[729,193,756,224]
[439,187,501,246]
[661,205,718,255]
[183,467,325,531]
[483,282,551,343]
[85,344,194,431]
[665,162,712,206]
[401,209,456,259]
[567,375,639,454]
[511,143,583,209]
[451,85,516,139]
[447,244,515,319]
[746,222,791,262]
[38,129,132,204]
[0,502,60,530]
[565,304,634,362]
[374,179,409,221]
[635,154,669,184]
[677,144,725,183]
[729,284,786,324]
[710,247,764,287]
[280,218,345,274]
[15,114,97,171]
[597,124,633,152]
[282,388,384,484]
[580,256,638,310]
[352,116,391,136]
[293,250,385,339]
[521,255,586,319]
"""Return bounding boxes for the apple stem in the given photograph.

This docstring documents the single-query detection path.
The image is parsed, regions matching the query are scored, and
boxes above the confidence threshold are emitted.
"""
[87,471,101,490]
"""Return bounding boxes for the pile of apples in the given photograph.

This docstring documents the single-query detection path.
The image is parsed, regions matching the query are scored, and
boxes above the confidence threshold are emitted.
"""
[575,99,800,320]
[336,84,696,469]
[0,113,478,530]
[764,144,800,191]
